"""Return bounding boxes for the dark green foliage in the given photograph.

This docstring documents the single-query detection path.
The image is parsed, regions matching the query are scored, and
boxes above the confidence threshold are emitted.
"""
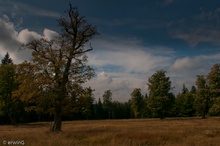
[1,52,13,65]
[102,90,113,119]
[111,101,131,119]
[206,64,220,116]
[2,49,220,123]
[147,70,174,119]
[207,64,220,98]
[190,85,197,94]
[93,98,104,119]
[182,84,189,94]
[76,87,94,119]
[0,53,25,125]
[208,98,220,116]
[130,88,144,118]
[174,88,195,117]
[194,75,210,118]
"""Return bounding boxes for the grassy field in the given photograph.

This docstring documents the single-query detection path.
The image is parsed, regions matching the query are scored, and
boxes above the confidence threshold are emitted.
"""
[1,117,220,146]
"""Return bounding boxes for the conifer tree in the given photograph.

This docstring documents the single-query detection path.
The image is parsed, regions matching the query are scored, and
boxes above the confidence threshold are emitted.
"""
[0,53,22,125]
[147,70,174,119]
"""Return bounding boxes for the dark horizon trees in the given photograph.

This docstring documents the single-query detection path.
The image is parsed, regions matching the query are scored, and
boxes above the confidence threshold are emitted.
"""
[1,51,220,124]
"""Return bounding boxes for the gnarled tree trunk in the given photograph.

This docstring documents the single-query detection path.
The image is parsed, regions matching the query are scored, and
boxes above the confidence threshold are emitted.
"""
[51,106,62,131]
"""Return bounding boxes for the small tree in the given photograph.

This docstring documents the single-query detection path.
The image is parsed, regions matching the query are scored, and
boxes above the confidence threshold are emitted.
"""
[130,88,144,118]
[15,3,98,131]
[194,75,210,119]
[77,87,94,119]
[94,98,104,119]
[102,90,112,119]
[174,89,195,117]
[147,70,174,119]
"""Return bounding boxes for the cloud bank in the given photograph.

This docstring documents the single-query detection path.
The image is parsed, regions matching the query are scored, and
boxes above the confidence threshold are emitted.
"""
[0,16,59,63]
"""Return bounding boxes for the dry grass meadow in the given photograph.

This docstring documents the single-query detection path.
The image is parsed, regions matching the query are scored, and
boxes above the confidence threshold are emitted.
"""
[1,117,220,146]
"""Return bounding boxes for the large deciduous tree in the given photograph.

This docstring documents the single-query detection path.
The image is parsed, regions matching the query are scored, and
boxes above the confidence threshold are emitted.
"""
[14,3,98,131]
[206,64,220,116]
[147,70,174,119]
[207,64,220,98]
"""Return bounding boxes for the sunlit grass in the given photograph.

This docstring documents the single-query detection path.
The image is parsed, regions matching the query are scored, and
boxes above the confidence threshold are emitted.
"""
[1,117,220,146]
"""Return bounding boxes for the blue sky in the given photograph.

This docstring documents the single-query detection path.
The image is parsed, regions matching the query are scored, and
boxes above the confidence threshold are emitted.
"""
[0,0,220,101]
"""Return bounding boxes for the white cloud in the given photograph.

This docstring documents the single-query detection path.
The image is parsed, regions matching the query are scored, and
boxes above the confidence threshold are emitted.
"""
[43,28,59,41]
[0,16,21,61]
[168,54,220,94]
[85,37,175,101]
[97,72,113,84]
[0,17,59,63]
[170,57,202,71]
[170,54,220,72]
[89,37,173,74]
[17,29,42,44]
[85,71,147,102]
[85,36,220,101]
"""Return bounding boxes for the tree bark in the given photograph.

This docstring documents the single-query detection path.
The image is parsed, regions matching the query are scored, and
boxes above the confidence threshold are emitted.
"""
[51,110,62,131]
[201,102,206,119]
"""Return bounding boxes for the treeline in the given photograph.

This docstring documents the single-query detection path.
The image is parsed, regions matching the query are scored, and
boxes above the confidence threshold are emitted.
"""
[1,53,220,125]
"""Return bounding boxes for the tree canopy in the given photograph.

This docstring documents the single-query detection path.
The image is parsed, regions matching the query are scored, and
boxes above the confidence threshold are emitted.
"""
[147,70,174,119]
[14,3,98,131]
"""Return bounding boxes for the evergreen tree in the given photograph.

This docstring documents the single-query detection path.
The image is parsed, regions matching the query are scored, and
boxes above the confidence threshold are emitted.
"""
[102,90,113,119]
[130,88,144,118]
[147,70,174,119]
[1,52,13,65]
[182,84,189,94]
[190,85,197,94]
[0,53,25,125]
[174,91,195,117]
[95,98,104,119]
